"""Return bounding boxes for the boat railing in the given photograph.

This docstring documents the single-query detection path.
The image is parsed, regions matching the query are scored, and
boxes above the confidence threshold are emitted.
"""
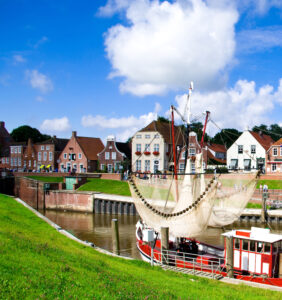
[160,249,224,276]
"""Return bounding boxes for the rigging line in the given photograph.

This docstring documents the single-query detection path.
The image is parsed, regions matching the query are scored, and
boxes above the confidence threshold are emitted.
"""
[252,126,282,138]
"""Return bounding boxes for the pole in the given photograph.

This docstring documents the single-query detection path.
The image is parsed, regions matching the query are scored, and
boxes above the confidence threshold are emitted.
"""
[201,111,210,148]
[112,219,120,255]
[184,82,193,171]
[226,236,234,278]
[161,227,169,265]
[151,241,154,266]
[261,192,268,223]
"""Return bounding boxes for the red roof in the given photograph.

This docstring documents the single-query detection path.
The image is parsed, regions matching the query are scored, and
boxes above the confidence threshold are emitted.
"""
[207,150,226,164]
[204,142,226,153]
[76,137,104,160]
[250,131,274,150]
[271,137,282,146]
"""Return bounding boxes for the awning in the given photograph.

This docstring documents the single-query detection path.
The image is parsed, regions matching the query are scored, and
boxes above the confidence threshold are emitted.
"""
[244,159,251,167]
[230,159,238,168]
[40,165,45,169]
[46,165,51,168]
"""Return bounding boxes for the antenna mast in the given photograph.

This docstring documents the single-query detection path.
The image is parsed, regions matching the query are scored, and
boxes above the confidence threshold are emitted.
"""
[184,82,193,171]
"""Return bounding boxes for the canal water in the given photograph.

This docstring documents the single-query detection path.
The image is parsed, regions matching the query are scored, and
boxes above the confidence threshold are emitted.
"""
[42,210,282,260]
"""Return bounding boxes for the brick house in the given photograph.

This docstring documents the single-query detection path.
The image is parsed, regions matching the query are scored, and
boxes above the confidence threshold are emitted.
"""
[58,131,104,173]
[22,138,37,171]
[98,135,131,173]
[10,142,26,171]
[265,138,282,174]
[35,136,68,172]
[132,120,185,173]
[0,121,14,169]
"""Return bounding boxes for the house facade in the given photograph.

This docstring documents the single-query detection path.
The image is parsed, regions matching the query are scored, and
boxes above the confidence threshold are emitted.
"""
[0,121,13,169]
[266,138,282,174]
[10,142,26,171]
[98,135,131,173]
[131,120,185,173]
[227,131,273,171]
[58,131,104,173]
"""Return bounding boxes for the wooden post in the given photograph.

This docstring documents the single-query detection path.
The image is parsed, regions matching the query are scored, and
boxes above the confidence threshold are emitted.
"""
[226,236,234,278]
[261,192,268,223]
[161,227,169,265]
[112,219,120,255]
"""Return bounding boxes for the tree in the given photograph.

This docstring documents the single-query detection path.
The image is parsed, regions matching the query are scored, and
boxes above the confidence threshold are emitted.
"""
[252,123,282,141]
[157,116,170,123]
[211,128,242,149]
[10,125,51,143]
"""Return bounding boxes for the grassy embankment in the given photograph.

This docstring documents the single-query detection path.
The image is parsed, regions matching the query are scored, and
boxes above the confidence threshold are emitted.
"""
[0,194,279,299]
[256,180,282,190]
[27,176,63,183]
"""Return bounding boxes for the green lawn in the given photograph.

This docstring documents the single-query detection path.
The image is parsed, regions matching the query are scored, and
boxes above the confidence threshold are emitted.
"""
[256,180,282,189]
[0,194,279,299]
[77,178,131,196]
[27,176,64,183]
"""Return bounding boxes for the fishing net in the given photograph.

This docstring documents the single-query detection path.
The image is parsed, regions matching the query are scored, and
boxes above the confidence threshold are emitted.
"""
[130,153,259,237]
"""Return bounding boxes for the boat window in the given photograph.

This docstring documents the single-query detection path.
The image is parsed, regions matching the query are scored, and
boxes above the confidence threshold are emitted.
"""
[234,238,240,249]
[273,243,278,253]
[257,242,263,253]
[264,243,271,254]
[250,240,255,252]
[242,240,249,251]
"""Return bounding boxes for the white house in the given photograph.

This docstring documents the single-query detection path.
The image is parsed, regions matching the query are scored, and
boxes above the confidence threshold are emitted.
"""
[227,131,273,172]
[131,120,185,173]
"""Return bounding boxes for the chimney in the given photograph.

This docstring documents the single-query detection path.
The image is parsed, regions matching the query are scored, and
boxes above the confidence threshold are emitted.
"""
[72,131,77,138]
[0,121,5,128]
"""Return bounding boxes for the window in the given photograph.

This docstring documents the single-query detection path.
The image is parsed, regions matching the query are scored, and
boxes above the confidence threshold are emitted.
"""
[153,160,159,172]
[272,163,277,172]
[109,146,112,149]
[61,164,65,171]
[145,134,150,139]
[78,153,82,159]
[112,152,116,160]
[257,242,263,253]
[41,146,44,150]
[250,240,255,252]
[136,160,141,171]
[18,158,21,166]
[181,150,186,159]
[105,152,110,160]
[238,145,243,154]
[251,145,256,154]
[73,164,77,170]
[46,146,50,150]
[43,152,47,161]
[1,158,5,164]
[14,158,17,166]
[191,163,195,173]
[100,164,104,171]
[136,144,141,152]
[234,238,240,249]
[154,134,160,138]
[179,163,185,172]
[189,148,196,155]
[69,153,76,161]
[244,159,251,170]
[63,153,67,159]
[14,147,17,154]
[242,240,249,251]
[153,144,159,152]
[49,152,53,161]
[34,161,36,167]
[38,152,42,161]
[136,134,142,139]
[230,159,238,169]
[11,147,14,154]
[6,158,9,163]
[80,164,84,172]
[145,160,150,172]
[145,144,150,151]
[18,147,21,153]
[11,159,13,167]
[107,164,113,173]
[264,243,271,254]
[273,147,278,156]
[28,160,31,167]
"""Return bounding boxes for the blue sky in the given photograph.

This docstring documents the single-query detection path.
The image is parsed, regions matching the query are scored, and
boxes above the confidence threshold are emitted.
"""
[1,0,282,142]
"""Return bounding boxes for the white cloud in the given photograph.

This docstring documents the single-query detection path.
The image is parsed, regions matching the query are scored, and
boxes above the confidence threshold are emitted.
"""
[103,0,238,96]
[40,117,71,132]
[34,36,48,48]
[235,0,282,15]
[172,79,282,134]
[237,27,282,53]
[25,69,53,93]
[98,0,131,16]
[13,55,26,64]
[36,96,44,102]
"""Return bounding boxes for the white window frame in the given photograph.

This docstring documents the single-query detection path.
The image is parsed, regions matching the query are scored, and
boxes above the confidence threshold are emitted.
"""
[100,164,104,171]
[14,147,17,154]
[145,134,151,139]
[38,152,42,161]
[136,144,141,152]
[189,148,196,156]
[46,145,50,150]
[145,144,150,151]
[6,158,9,163]
[105,152,110,160]
[112,152,116,160]
[273,147,278,156]
[78,153,82,159]
[49,152,53,161]
[153,144,159,152]
[238,145,243,154]
[11,147,14,154]
[179,163,185,172]
[18,158,21,166]
[145,160,150,172]
[107,164,113,173]
[63,153,67,159]
[136,160,141,171]
[43,152,47,161]
[251,145,256,154]
[272,163,277,172]
[34,160,36,167]
[154,134,160,138]
[136,134,142,139]
[28,160,31,167]
[18,146,21,153]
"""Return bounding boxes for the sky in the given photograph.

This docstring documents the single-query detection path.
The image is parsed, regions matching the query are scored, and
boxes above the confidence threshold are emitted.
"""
[1,0,282,142]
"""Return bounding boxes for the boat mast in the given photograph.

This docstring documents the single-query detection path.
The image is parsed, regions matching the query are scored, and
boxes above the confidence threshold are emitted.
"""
[171,106,178,180]
[184,82,193,171]
[201,111,210,148]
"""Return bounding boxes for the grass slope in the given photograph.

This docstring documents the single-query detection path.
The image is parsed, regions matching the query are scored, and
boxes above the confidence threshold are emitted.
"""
[257,180,282,190]
[27,176,63,183]
[0,194,279,299]
[78,178,131,196]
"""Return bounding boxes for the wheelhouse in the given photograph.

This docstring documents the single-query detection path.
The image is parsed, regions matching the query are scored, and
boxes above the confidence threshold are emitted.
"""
[222,227,282,278]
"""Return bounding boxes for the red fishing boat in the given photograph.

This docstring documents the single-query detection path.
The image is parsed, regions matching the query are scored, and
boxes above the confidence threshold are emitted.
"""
[136,221,282,287]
